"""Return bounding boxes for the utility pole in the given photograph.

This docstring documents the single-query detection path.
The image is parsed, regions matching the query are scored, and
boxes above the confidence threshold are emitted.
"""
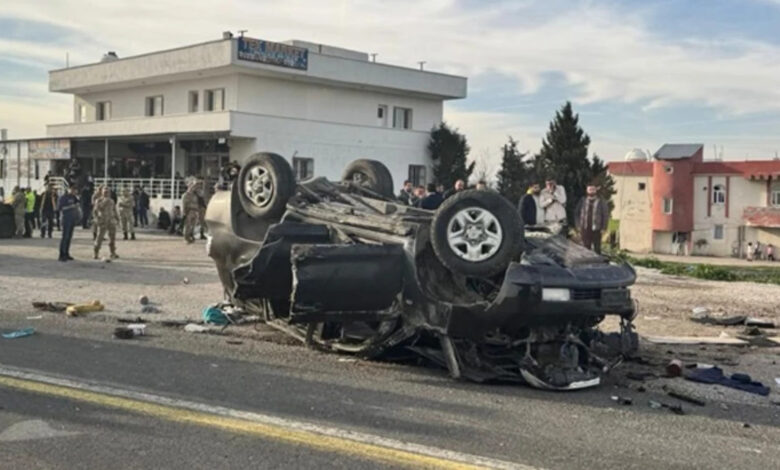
[370,53,377,62]
[418,61,426,71]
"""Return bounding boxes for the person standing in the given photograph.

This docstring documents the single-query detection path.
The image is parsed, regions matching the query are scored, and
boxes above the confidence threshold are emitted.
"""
[746,242,754,262]
[11,186,26,238]
[443,179,465,200]
[398,180,417,206]
[575,184,609,254]
[81,183,94,229]
[117,187,136,240]
[93,186,120,259]
[57,185,81,261]
[40,183,58,238]
[182,183,200,243]
[540,178,567,234]
[24,187,36,237]
[416,183,444,210]
[519,183,544,227]
[767,244,775,261]
[91,185,105,240]
[196,184,208,240]
[137,187,150,227]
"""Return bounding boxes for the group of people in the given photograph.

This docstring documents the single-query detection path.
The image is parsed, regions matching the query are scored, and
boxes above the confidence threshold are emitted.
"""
[745,241,775,262]
[396,177,609,254]
[8,185,61,239]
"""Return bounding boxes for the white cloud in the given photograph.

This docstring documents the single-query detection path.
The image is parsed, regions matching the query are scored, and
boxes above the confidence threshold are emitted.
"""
[2,0,780,160]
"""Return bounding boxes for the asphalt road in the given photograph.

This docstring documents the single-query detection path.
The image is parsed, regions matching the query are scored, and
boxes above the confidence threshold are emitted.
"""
[1,323,778,470]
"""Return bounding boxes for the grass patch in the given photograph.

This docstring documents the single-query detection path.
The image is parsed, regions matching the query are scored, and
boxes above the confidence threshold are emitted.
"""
[628,256,780,285]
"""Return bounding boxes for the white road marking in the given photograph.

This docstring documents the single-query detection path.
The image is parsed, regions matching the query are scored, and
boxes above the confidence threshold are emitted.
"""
[0,365,537,470]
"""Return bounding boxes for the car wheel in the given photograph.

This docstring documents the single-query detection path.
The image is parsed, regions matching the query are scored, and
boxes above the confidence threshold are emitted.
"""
[237,152,295,219]
[430,190,523,277]
[341,159,394,198]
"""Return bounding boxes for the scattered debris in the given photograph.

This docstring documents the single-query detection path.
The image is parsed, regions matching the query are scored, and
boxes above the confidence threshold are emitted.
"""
[139,295,150,306]
[691,306,710,317]
[775,378,780,387]
[644,335,748,345]
[689,310,775,329]
[648,400,685,415]
[141,305,161,314]
[686,366,770,396]
[626,371,655,381]
[742,423,751,429]
[666,359,683,377]
[2,328,35,339]
[113,327,135,340]
[118,317,144,324]
[184,323,209,333]
[25,315,43,320]
[643,316,661,321]
[32,301,72,312]
[203,306,229,326]
[66,300,104,317]
[182,277,190,285]
[663,386,706,406]
[610,395,633,405]
[744,317,775,328]
[226,340,243,345]
[126,323,146,336]
[160,320,190,327]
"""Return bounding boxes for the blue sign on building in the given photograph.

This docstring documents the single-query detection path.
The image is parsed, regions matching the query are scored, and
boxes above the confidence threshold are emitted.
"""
[237,37,308,70]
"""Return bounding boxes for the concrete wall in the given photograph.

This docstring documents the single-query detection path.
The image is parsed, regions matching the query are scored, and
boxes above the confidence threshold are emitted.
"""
[236,74,441,132]
[611,174,653,252]
[229,112,431,188]
[48,112,231,139]
[0,141,55,197]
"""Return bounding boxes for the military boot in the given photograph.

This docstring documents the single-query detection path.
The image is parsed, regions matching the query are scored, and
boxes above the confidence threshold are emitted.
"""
[131,233,136,240]
[93,249,99,260]
[123,232,128,240]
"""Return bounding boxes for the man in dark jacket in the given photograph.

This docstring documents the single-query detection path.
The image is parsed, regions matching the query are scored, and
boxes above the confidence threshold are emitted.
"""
[40,183,58,238]
[518,183,543,227]
[575,184,610,254]
[397,180,417,206]
[443,179,465,200]
[57,185,81,261]
[81,183,93,229]
[416,183,444,210]
[137,187,150,227]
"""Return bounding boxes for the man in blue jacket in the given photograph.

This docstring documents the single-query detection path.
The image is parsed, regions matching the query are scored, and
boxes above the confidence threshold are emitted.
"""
[57,185,81,262]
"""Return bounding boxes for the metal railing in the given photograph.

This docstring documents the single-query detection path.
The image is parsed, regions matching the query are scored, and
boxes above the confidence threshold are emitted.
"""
[95,178,187,200]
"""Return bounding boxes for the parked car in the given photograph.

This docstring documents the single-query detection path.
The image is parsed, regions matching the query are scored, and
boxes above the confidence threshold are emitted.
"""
[205,153,638,390]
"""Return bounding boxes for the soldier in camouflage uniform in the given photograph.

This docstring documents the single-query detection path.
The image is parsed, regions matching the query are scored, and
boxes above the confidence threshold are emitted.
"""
[182,182,200,244]
[92,184,106,240]
[117,187,136,240]
[93,186,120,259]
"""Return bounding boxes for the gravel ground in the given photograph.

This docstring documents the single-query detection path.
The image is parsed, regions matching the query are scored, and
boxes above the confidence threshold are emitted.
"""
[1,227,778,409]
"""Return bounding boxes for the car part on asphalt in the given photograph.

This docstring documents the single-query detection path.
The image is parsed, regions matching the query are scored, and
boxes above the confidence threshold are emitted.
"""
[205,154,638,390]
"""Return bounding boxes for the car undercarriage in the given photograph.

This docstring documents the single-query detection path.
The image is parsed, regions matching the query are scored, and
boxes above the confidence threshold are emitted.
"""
[206,153,638,390]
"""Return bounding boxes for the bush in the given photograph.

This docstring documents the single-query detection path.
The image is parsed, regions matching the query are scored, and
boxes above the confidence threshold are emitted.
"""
[630,256,664,269]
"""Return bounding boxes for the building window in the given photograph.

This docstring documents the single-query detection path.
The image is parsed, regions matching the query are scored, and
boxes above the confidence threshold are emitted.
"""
[638,182,646,191]
[377,105,388,127]
[408,165,427,187]
[713,224,724,240]
[712,184,726,204]
[145,96,164,116]
[393,107,412,129]
[77,104,87,122]
[293,157,314,181]
[96,101,111,121]
[664,166,673,174]
[188,91,199,113]
[772,190,780,207]
[205,89,225,111]
[662,197,673,214]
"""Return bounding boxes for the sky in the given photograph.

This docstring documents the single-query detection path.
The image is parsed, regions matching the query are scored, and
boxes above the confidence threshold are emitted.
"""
[2,0,780,174]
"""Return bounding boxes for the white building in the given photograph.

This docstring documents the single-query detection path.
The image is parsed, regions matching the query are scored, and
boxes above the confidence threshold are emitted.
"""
[0,34,467,207]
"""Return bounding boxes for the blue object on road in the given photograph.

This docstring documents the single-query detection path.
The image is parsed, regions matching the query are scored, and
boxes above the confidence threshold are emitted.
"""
[202,306,229,326]
[2,327,35,339]
[685,366,770,396]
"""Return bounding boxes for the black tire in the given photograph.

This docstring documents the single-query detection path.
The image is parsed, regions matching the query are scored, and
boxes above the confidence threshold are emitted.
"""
[237,152,295,219]
[341,159,394,198]
[430,190,524,277]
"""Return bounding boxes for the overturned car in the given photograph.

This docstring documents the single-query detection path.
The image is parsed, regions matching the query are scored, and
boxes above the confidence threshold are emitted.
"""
[206,153,638,390]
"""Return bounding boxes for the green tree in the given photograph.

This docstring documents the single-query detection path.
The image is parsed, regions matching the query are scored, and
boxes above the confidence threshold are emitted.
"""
[496,137,533,205]
[428,122,474,189]
[534,101,593,225]
[589,154,616,211]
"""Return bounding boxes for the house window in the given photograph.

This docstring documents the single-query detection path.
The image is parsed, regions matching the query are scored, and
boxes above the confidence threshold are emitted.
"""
[188,91,199,113]
[713,224,724,240]
[638,182,646,191]
[408,165,427,187]
[393,107,412,129]
[377,105,388,126]
[205,89,225,111]
[771,190,780,207]
[712,184,726,204]
[77,104,87,122]
[96,101,111,121]
[293,157,314,181]
[145,96,164,116]
[662,197,673,214]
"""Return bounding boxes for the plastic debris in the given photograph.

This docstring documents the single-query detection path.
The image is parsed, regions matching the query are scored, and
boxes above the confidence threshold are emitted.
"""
[182,277,190,285]
[2,328,35,339]
[666,359,683,377]
[202,306,229,326]
[65,300,104,317]
[686,366,770,396]
[610,395,633,405]
[26,315,43,320]
[126,324,146,336]
[184,323,209,333]
[32,301,72,312]
[141,305,161,314]
[113,327,135,340]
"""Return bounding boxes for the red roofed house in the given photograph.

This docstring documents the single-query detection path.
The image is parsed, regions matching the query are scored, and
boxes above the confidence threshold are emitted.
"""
[608,144,780,257]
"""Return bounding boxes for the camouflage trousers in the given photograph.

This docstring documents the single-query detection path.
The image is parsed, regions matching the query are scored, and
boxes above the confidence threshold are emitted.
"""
[94,224,117,257]
[183,210,199,242]
[119,209,134,234]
